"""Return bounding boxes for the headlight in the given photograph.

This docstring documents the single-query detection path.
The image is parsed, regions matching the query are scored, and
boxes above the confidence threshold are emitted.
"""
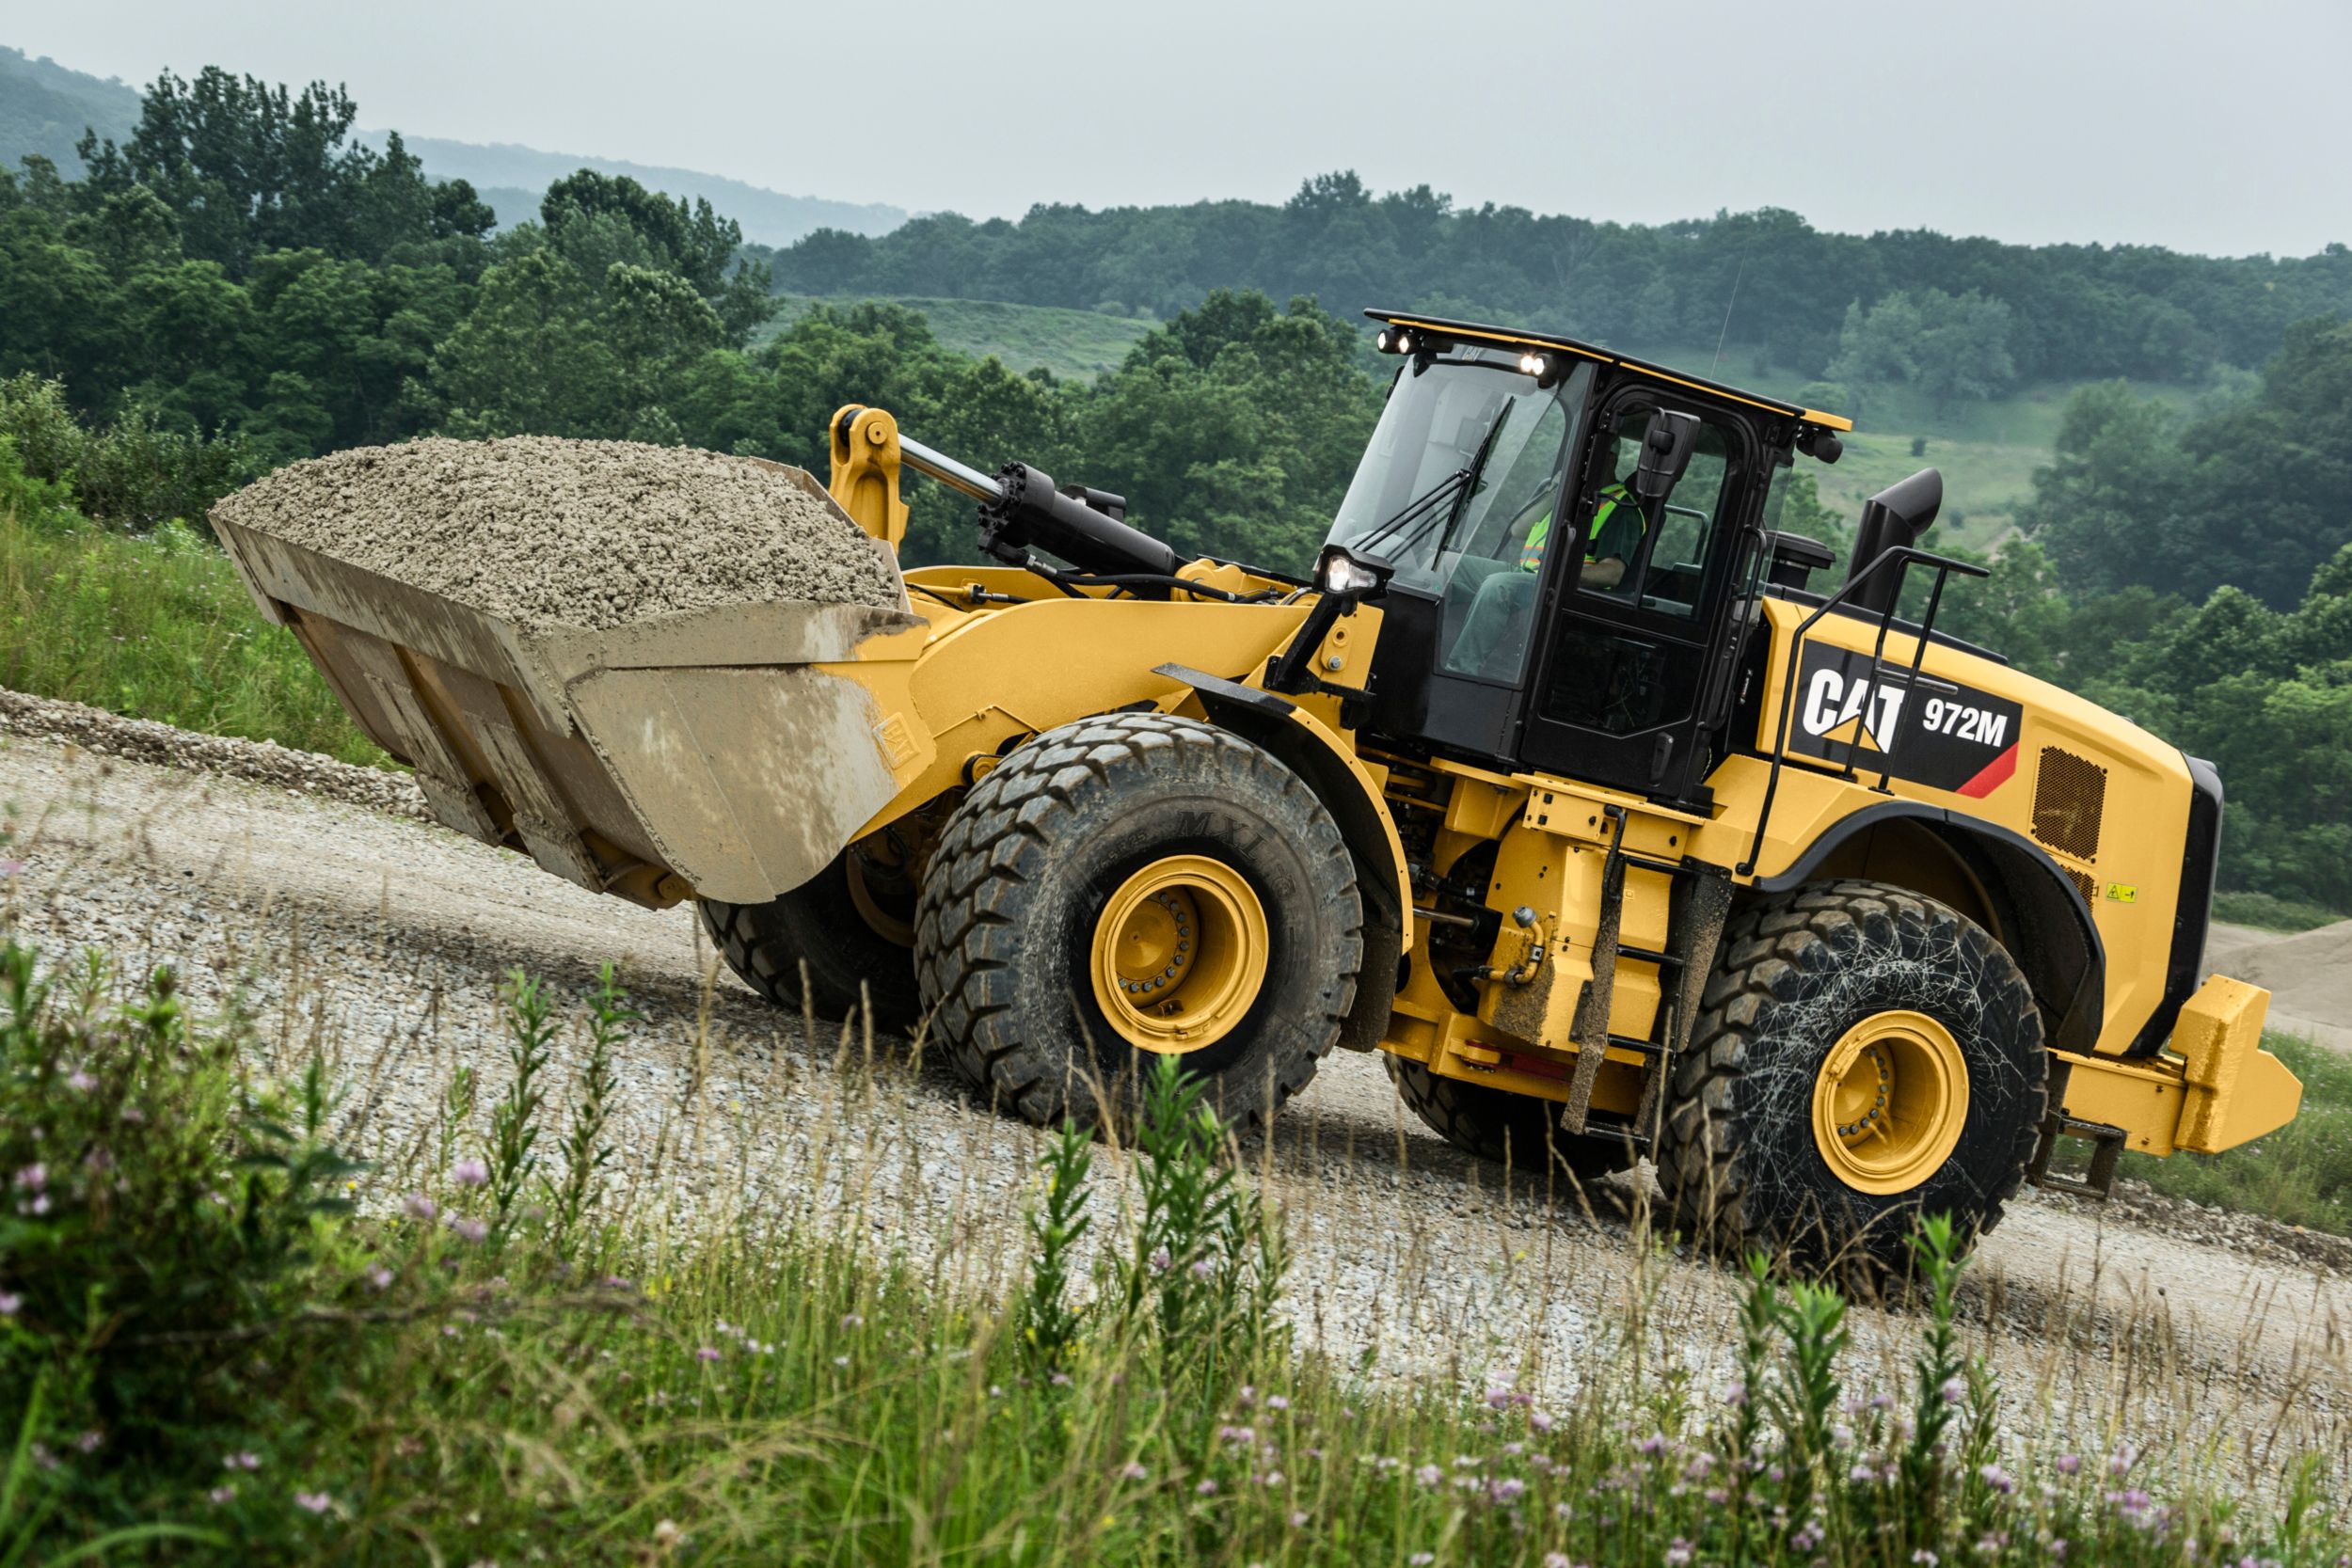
[1316,547,1390,598]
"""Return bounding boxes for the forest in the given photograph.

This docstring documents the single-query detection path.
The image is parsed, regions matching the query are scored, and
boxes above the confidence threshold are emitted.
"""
[0,64,2345,909]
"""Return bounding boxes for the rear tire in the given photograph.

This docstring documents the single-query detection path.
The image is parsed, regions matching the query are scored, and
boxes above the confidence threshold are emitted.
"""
[914,713,1362,1129]
[1662,879,2046,1278]
[1386,1056,1637,1183]
[700,847,920,1033]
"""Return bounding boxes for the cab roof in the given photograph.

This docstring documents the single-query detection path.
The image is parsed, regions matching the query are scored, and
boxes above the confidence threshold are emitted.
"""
[1363,309,1855,435]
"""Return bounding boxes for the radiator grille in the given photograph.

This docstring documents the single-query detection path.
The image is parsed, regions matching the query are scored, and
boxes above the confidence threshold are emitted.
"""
[2033,747,2107,863]
[2066,868,2099,908]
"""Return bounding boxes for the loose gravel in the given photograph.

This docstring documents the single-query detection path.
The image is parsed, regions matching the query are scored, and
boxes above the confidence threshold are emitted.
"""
[210,436,902,631]
[0,715,2344,1492]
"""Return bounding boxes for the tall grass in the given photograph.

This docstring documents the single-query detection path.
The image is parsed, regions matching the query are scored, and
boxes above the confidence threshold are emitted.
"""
[0,483,381,764]
[1,939,2344,1565]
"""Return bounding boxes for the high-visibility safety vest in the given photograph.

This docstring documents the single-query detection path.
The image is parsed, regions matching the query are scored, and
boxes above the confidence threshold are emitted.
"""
[1518,483,1631,572]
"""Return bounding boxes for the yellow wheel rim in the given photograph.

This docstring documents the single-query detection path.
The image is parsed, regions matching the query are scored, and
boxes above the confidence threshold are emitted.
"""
[1089,855,1269,1054]
[1809,1009,1971,1195]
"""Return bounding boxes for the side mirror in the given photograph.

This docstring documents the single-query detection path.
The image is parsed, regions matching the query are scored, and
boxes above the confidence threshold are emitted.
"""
[1629,411,1701,505]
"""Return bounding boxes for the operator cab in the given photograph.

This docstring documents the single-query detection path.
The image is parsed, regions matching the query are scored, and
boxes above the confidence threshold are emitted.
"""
[1326,311,1852,807]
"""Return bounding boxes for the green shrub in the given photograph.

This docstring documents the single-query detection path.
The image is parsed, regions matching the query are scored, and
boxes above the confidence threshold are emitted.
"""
[0,373,259,533]
[2212,889,2345,932]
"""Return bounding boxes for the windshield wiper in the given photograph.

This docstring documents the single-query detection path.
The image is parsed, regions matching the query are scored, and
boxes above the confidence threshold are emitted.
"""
[1422,402,1515,562]
[1349,466,1473,559]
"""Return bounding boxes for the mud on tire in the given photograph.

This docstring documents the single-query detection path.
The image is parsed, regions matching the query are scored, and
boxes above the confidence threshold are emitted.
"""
[1386,1056,1637,1183]
[1663,879,2047,1276]
[914,712,1363,1129]
[700,847,920,1034]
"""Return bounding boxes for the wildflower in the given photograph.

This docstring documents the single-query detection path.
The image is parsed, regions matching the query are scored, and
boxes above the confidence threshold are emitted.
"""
[366,1267,393,1291]
[2055,1453,2082,1477]
[452,1159,489,1187]
[294,1492,332,1514]
[1237,1386,1257,1406]
[1486,1387,1514,1408]
[11,1164,43,1192]
[840,1312,864,1328]
[1290,1511,1310,1528]
[0,1291,19,1316]
[1119,1461,1148,1481]
[1196,1479,1218,1496]
[1503,1441,1525,1457]
[1979,1464,2016,1495]
[2108,1443,2139,1478]
[1265,1394,1289,1411]
[1260,1470,1284,1487]
[1912,1553,1939,1567]
[225,1452,262,1472]
[73,1431,101,1453]
[1635,1432,1667,1457]
[208,1485,236,1505]
[1544,1556,1573,1568]
[1149,1246,1172,1274]
[835,1356,851,1369]
[1050,1371,1072,1386]
[1409,1556,1436,1566]
[2049,1542,2068,1560]
[695,1346,721,1364]
[1218,1425,1256,1446]
[1705,1486,1730,1506]
[1189,1257,1216,1280]
[653,1519,682,1544]
[1723,1381,1748,1407]
[1554,1501,1573,1521]
[1530,1407,1555,1433]
[1792,1524,1825,1551]
[404,1193,437,1222]
[67,1070,95,1092]
[1940,1376,1965,1405]
[448,1216,488,1243]
[1488,1477,1526,1504]
[1415,1464,1442,1488]
[1666,1540,1694,1567]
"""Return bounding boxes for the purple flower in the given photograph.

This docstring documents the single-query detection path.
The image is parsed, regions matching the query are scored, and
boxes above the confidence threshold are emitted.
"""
[1544,1556,1574,1568]
[1487,1477,1526,1504]
[451,1159,488,1187]
[448,1216,488,1244]
[1530,1407,1555,1433]
[366,1267,393,1291]
[1415,1464,1441,1488]
[696,1346,722,1363]
[1940,1376,1966,1405]
[1666,1542,1694,1568]
[404,1193,437,1222]
[1189,1257,1216,1281]
[294,1491,331,1514]
[225,1451,262,1471]
[1195,1479,1217,1496]
[66,1070,95,1092]
[840,1312,864,1328]
[1289,1510,1310,1528]
[1149,1246,1172,1274]
[1409,1556,1435,1567]
[0,1291,20,1316]
[207,1485,236,1505]
[1218,1425,1255,1445]
[1119,1461,1148,1481]
[2108,1443,2140,1478]
[73,1431,101,1454]
[1265,1394,1289,1411]
[1980,1463,2016,1495]
[11,1164,43,1192]
[2056,1453,2082,1477]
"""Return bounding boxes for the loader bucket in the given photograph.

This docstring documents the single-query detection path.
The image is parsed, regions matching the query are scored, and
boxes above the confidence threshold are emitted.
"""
[212,461,924,910]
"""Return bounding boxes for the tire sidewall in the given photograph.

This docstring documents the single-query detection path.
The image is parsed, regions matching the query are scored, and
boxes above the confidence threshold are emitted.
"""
[1020,778,1342,1102]
[1731,897,2042,1253]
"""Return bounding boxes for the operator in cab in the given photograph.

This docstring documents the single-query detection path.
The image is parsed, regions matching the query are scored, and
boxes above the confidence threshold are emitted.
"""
[1446,438,1647,678]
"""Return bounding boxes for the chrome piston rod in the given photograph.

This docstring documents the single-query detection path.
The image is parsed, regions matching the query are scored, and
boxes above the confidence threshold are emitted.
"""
[898,433,1004,505]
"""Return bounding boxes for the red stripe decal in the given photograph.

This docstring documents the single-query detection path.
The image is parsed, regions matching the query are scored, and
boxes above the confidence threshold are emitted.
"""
[1955,742,2019,799]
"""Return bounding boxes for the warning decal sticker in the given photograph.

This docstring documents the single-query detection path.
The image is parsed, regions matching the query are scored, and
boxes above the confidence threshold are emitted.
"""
[1782,641,2026,796]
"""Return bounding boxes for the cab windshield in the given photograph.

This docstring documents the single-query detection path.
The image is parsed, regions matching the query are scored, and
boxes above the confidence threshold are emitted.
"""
[1327,349,1596,680]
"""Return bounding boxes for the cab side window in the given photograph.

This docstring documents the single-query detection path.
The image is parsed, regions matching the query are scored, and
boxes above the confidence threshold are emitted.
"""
[1577,409,1737,618]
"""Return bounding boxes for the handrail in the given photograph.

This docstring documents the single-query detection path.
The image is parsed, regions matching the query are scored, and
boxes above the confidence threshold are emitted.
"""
[1735,545,1991,876]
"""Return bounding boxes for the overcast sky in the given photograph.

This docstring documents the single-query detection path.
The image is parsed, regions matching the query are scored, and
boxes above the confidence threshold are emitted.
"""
[14,0,2348,257]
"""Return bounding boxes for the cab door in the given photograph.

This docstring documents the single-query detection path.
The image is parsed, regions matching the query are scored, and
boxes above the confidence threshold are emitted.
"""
[1517,388,1761,803]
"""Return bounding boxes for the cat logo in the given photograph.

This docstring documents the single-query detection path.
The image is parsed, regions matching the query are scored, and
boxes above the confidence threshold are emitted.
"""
[1785,642,2025,797]
[1801,668,1905,753]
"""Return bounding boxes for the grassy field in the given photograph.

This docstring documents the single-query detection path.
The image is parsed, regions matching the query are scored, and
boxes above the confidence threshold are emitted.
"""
[0,501,380,763]
[2213,890,2348,933]
[4,953,2345,1565]
[763,294,1158,381]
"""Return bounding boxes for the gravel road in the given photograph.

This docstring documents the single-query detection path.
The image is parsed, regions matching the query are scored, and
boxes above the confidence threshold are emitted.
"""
[1,711,2344,1492]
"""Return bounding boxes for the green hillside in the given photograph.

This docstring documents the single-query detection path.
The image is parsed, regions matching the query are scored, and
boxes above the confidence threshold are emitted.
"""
[763,294,1157,382]
[0,45,138,171]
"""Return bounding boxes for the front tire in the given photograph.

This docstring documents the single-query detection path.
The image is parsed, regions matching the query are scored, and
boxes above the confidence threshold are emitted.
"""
[914,713,1363,1128]
[1663,879,2046,1276]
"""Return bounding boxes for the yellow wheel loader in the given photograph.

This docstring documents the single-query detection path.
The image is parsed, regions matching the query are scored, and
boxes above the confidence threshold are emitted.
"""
[215,310,2302,1273]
